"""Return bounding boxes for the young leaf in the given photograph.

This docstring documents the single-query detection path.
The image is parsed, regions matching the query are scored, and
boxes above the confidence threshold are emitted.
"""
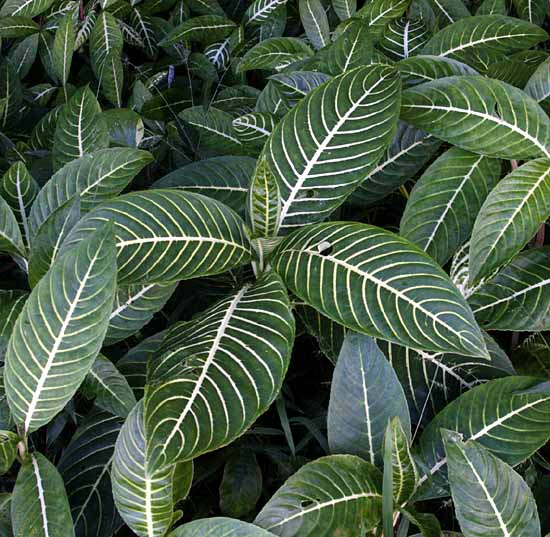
[267,64,401,231]
[52,12,75,86]
[469,158,550,282]
[254,455,382,535]
[401,76,550,159]
[327,333,410,466]
[4,223,117,434]
[444,431,541,537]
[144,272,295,472]
[11,453,74,537]
[271,222,488,357]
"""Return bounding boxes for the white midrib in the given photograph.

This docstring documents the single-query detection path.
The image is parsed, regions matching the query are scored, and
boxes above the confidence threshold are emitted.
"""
[110,284,155,319]
[407,104,550,157]
[441,32,539,57]
[403,20,410,58]
[266,491,381,529]
[24,252,99,433]
[74,455,113,525]
[463,455,511,537]
[417,350,474,389]
[423,155,484,251]
[160,285,249,455]
[32,455,50,537]
[279,73,389,227]
[89,368,125,407]
[473,277,550,313]
[305,0,327,48]
[116,236,248,252]
[80,158,141,196]
[77,92,86,157]
[145,478,154,537]
[433,0,454,22]
[359,356,375,465]
[249,0,280,23]
[15,169,31,247]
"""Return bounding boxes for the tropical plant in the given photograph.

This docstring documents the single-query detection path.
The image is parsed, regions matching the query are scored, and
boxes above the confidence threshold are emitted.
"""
[0,0,549,536]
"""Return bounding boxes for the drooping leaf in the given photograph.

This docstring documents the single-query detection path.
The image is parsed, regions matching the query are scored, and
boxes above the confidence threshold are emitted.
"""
[272,222,488,357]
[400,148,501,265]
[327,333,410,466]
[469,158,550,283]
[267,65,401,231]
[8,33,39,79]
[400,508,442,537]
[169,518,278,537]
[144,271,295,472]
[5,223,117,434]
[444,431,541,537]
[11,452,74,537]
[254,455,382,535]
[238,37,314,72]
[61,189,252,284]
[401,76,550,159]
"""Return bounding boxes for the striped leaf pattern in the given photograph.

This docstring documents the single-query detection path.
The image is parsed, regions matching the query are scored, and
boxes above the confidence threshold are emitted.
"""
[238,37,314,72]
[525,58,550,112]
[52,12,75,86]
[0,290,27,358]
[254,455,382,535]
[358,0,411,41]
[61,189,252,284]
[469,158,550,283]
[0,196,25,256]
[397,55,479,87]
[267,65,401,231]
[170,518,278,536]
[401,75,550,159]
[0,431,18,475]
[271,222,488,357]
[380,17,431,60]
[270,71,331,107]
[233,112,276,147]
[5,223,117,433]
[299,0,329,50]
[244,0,288,26]
[144,272,295,472]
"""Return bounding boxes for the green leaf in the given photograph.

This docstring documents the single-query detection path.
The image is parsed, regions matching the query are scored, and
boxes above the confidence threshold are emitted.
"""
[62,189,252,284]
[358,0,412,41]
[525,58,550,112]
[82,355,137,418]
[254,455,382,535]
[0,0,56,17]
[512,0,546,25]
[400,507,441,537]
[380,17,431,61]
[513,333,550,377]
[0,196,25,257]
[28,197,81,287]
[97,52,124,107]
[0,60,23,128]
[332,0,356,21]
[270,71,330,106]
[89,12,123,77]
[469,158,550,282]
[0,290,28,359]
[58,411,122,537]
[103,108,145,147]
[238,37,314,72]
[244,0,288,26]
[416,377,550,499]
[299,0,329,50]
[397,55,478,86]
[424,0,470,27]
[267,65,401,231]
[220,450,262,517]
[112,400,182,537]
[0,371,12,432]
[144,271,295,471]
[0,16,38,37]
[327,333,410,466]
[12,452,74,537]
[272,222,488,357]
[233,112,276,147]
[52,86,110,170]
[160,14,236,47]
[4,223,117,434]
[444,431,541,537]
[170,518,278,537]
[0,431,18,475]
[29,147,153,239]
[382,419,394,537]
[400,148,501,265]
[401,75,550,159]
[52,13,75,86]
[105,282,177,345]
[8,33,38,78]
[152,156,254,214]
[476,0,507,15]
[351,121,441,207]
[420,15,548,65]
[469,247,550,331]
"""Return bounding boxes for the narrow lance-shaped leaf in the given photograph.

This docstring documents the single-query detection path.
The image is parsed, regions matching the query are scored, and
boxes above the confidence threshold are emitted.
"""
[11,453,74,537]
[299,0,329,50]
[0,196,25,257]
[61,189,252,284]
[89,12,123,78]
[401,75,550,159]
[267,65,401,231]
[254,455,383,536]
[145,272,295,472]
[469,158,550,283]
[52,12,75,86]
[271,222,488,358]
[327,333,410,467]
[444,431,541,537]
[5,223,117,434]
[332,0,356,21]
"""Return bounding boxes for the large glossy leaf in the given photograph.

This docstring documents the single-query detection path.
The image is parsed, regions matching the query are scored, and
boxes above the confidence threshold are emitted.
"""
[469,158,550,283]
[444,432,541,537]
[350,121,441,207]
[299,0,329,50]
[0,290,27,358]
[400,148,501,265]
[397,55,478,86]
[254,455,382,536]
[52,86,109,170]
[11,452,74,537]
[58,411,122,537]
[0,0,55,17]
[267,64,400,231]
[380,17,431,61]
[272,222,488,357]
[0,196,25,256]
[170,518,278,536]
[469,247,550,331]
[416,377,550,498]
[401,75,550,159]
[89,12,123,78]
[327,333,410,466]
[145,272,295,472]
[5,223,117,434]
[29,147,153,238]
[61,189,252,284]
[357,0,411,41]
[420,15,548,65]
[238,37,314,72]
